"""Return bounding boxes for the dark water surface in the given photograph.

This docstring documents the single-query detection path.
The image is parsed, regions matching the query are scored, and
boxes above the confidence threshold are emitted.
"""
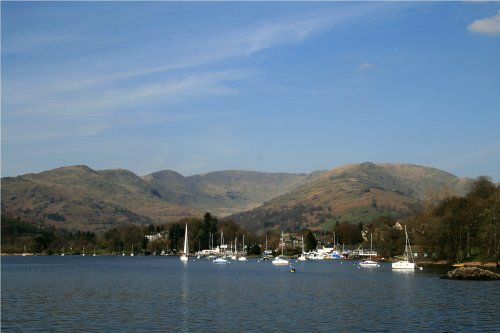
[2,256,499,332]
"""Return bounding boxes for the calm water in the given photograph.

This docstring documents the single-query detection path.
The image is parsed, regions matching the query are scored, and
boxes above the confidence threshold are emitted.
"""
[2,256,499,332]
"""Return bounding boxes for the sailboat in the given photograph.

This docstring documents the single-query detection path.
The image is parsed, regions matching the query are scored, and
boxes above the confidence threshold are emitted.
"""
[261,234,271,260]
[180,223,189,261]
[213,257,228,264]
[359,234,379,268]
[231,237,237,260]
[272,231,289,265]
[392,225,422,270]
[213,230,228,263]
[238,234,247,261]
[298,235,307,261]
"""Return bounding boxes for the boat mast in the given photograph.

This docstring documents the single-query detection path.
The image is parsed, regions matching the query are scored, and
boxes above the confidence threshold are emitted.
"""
[281,231,284,256]
[183,223,188,255]
[221,230,224,256]
[404,225,415,263]
[369,234,373,261]
[404,225,409,261]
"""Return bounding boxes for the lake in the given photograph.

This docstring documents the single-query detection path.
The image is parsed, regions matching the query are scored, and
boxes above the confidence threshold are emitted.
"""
[1,256,499,332]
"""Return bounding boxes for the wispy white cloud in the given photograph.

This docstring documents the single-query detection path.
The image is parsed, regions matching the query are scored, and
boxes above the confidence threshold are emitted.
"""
[229,14,334,55]
[4,8,346,102]
[2,2,402,145]
[357,62,375,70]
[2,70,244,143]
[468,10,500,35]
[5,69,246,117]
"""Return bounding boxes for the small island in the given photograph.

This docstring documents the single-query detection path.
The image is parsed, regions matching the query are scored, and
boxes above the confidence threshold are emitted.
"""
[444,267,500,280]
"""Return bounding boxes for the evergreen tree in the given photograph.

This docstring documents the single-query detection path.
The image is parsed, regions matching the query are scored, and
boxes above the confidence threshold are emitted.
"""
[304,230,317,252]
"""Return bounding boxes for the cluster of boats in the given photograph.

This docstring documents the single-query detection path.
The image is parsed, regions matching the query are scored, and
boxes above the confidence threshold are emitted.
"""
[181,224,248,264]
[180,224,421,271]
[357,226,422,270]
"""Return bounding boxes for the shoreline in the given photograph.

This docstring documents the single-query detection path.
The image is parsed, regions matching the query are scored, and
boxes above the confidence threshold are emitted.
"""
[2,252,499,268]
[417,260,499,268]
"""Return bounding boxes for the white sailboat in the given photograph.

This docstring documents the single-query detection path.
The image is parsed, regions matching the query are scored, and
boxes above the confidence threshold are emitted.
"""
[213,230,228,264]
[213,257,228,264]
[359,234,379,268]
[180,223,189,261]
[231,237,237,260]
[298,235,307,261]
[238,234,247,261]
[261,234,272,260]
[272,231,289,265]
[392,225,421,270]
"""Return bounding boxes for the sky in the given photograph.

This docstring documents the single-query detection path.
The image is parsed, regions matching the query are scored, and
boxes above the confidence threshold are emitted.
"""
[2,1,500,181]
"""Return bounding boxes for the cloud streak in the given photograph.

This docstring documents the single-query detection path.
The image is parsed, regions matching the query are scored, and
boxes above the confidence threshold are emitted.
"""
[2,2,409,150]
[2,70,244,144]
[4,7,351,102]
[357,62,375,70]
[3,5,375,143]
[468,10,500,35]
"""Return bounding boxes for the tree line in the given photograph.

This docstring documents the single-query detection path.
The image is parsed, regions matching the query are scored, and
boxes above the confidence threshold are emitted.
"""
[1,212,271,256]
[406,176,499,263]
[356,177,499,263]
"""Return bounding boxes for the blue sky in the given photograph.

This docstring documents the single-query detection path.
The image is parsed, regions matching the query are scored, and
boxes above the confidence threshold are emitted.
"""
[2,1,500,180]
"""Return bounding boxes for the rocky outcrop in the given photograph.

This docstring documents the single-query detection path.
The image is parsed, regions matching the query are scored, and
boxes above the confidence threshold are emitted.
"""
[445,267,500,280]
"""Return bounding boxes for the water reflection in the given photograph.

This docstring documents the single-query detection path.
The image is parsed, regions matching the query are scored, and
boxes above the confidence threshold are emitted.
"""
[181,261,189,332]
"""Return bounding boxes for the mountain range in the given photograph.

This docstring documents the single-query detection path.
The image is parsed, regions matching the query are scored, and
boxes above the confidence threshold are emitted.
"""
[1,163,472,232]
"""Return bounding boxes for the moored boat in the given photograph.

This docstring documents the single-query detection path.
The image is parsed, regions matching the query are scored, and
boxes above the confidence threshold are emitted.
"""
[359,260,379,268]
[272,256,289,265]
[359,234,379,268]
[213,257,228,264]
[180,223,189,262]
[298,235,307,261]
[392,225,421,270]
[272,231,289,265]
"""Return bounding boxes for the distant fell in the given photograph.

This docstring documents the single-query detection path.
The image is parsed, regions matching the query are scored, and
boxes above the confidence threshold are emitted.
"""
[1,166,307,231]
[0,165,197,231]
[143,169,310,216]
[230,162,471,231]
[1,162,472,232]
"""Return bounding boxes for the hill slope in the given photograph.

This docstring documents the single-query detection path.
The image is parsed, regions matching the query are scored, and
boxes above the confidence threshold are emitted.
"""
[1,166,308,231]
[144,170,310,216]
[0,166,199,231]
[230,162,471,231]
[1,163,472,232]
